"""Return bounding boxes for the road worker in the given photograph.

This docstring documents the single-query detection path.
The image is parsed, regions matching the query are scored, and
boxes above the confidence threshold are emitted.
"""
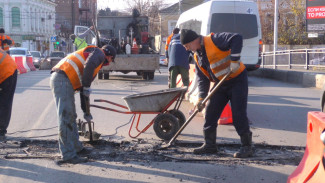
[165,28,179,62]
[0,48,17,141]
[50,44,116,164]
[180,29,253,158]
[168,29,190,88]
[0,28,15,52]
[70,26,94,51]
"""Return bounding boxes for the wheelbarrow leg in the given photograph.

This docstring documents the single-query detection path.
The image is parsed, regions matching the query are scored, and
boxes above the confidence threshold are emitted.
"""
[159,71,232,150]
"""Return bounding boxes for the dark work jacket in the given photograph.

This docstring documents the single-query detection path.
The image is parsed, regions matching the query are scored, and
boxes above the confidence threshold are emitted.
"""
[168,34,190,71]
[195,32,243,99]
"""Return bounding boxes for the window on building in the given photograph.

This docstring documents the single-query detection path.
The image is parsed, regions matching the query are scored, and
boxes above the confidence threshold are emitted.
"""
[12,7,20,27]
[0,8,3,27]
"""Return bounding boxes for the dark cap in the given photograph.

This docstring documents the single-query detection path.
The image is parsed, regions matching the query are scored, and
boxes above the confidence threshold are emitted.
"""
[102,44,116,61]
[180,29,199,45]
[0,28,4,33]
[173,28,180,34]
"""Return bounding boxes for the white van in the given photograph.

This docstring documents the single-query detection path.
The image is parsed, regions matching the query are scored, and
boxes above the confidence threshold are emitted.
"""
[176,0,262,71]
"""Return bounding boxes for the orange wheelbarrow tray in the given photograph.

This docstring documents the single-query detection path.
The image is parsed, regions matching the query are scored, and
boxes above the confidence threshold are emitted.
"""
[91,87,188,140]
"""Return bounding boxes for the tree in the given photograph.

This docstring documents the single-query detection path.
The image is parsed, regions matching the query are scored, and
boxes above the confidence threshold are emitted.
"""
[98,8,123,16]
[124,0,167,36]
[277,0,307,44]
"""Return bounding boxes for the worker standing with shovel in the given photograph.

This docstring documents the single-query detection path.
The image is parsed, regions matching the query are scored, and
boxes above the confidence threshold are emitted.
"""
[50,44,116,164]
[180,29,253,158]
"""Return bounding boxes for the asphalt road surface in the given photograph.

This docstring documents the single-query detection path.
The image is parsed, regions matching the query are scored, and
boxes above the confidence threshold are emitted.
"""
[0,67,321,182]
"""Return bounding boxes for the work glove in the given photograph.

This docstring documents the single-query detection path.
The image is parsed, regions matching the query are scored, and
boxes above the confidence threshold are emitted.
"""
[2,39,7,44]
[82,87,91,97]
[230,61,240,72]
[195,97,205,112]
[84,113,93,122]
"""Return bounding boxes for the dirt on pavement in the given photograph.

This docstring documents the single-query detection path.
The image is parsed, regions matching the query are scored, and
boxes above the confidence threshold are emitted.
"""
[0,138,304,166]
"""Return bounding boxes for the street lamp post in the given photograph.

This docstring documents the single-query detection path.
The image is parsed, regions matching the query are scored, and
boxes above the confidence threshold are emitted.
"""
[273,0,278,69]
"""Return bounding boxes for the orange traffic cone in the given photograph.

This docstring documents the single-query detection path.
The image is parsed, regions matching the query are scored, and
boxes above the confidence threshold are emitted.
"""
[132,38,138,48]
[218,103,233,125]
[131,38,139,54]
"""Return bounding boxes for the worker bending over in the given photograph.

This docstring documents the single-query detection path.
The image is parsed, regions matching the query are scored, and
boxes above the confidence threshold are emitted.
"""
[50,44,116,164]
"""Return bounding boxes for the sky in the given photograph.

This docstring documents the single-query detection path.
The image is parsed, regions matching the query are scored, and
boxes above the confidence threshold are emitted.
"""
[97,0,179,11]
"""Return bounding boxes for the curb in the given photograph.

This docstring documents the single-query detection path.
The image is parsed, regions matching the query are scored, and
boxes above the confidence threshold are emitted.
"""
[248,68,325,89]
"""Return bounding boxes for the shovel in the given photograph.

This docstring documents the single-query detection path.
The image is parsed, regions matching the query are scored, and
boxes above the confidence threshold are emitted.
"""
[159,71,232,150]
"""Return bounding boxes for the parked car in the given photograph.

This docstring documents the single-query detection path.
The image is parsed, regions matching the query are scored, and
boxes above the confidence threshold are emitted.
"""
[29,51,43,68]
[160,55,167,66]
[47,51,66,67]
[9,47,31,56]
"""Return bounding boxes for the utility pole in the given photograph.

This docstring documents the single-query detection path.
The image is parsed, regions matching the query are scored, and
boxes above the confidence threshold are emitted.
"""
[273,0,278,69]
[72,0,75,33]
[178,0,181,15]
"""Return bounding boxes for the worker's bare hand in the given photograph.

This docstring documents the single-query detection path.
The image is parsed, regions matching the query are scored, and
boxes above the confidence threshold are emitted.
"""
[90,26,94,30]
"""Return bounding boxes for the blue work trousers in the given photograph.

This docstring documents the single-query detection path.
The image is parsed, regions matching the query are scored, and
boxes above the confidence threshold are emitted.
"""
[50,72,83,160]
[204,70,250,136]
[0,70,17,135]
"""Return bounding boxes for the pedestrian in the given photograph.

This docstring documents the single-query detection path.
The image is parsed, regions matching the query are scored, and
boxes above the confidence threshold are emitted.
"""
[180,29,253,158]
[0,28,15,52]
[168,31,190,88]
[50,44,116,164]
[0,48,17,141]
[70,26,94,51]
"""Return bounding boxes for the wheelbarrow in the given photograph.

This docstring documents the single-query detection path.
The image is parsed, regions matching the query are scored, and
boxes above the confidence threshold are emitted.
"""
[90,87,188,140]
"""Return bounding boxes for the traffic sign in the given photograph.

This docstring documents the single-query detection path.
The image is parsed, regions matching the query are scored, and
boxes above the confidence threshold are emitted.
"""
[51,36,57,42]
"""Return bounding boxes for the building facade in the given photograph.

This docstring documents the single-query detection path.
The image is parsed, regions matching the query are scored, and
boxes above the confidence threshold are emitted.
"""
[0,0,56,55]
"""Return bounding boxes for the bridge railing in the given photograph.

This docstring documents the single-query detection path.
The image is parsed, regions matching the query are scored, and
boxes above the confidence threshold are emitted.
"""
[261,48,325,70]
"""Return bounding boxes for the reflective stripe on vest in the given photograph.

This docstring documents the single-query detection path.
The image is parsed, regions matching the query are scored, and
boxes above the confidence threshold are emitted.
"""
[0,49,17,83]
[194,34,245,81]
[53,45,102,90]
[75,37,87,50]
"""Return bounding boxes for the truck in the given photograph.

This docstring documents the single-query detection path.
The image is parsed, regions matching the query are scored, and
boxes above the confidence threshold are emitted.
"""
[75,10,159,80]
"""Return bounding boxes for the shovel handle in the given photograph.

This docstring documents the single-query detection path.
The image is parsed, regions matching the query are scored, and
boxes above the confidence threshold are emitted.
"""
[166,71,232,147]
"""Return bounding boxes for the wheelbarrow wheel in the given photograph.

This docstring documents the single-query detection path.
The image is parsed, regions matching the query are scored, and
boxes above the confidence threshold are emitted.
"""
[153,113,180,141]
[168,109,186,126]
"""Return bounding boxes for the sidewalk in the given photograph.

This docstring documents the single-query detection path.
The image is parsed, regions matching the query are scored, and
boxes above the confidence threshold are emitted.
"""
[248,68,325,89]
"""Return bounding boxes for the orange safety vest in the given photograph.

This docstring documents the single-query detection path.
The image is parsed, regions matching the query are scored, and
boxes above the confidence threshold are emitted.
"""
[53,45,103,90]
[165,33,173,51]
[194,33,245,81]
[0,49,17,84]
[0,35,14,51]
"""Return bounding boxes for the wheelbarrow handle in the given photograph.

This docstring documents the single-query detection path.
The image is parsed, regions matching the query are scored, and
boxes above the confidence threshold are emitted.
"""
[164,71,232,148]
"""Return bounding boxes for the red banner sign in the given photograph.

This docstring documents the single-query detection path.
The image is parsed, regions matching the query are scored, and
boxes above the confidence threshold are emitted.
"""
[307,6,325,19]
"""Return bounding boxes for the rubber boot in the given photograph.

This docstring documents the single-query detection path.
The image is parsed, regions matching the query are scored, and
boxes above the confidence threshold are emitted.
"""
[193,129,217,154]
[234,132,254,158]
